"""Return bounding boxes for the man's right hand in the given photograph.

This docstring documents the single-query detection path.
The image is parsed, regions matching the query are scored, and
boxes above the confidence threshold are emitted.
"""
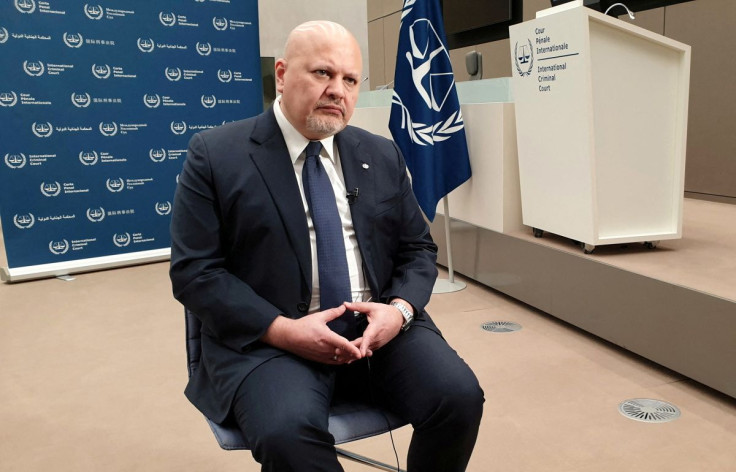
[261,305,363,364]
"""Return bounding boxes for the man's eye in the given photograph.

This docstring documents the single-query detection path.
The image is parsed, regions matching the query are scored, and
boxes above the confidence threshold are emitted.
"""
[345,77,357,85]
[315,70,329,77]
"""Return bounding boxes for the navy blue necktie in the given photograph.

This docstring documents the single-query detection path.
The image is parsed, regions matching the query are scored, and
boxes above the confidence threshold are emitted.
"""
[302,141,357,339]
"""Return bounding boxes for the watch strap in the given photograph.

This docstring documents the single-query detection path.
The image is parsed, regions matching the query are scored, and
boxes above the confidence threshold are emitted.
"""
[390,301,414,332]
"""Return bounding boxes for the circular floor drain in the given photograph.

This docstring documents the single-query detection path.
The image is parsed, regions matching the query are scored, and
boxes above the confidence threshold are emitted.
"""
[481,321,522,333]
[618,398,681,423]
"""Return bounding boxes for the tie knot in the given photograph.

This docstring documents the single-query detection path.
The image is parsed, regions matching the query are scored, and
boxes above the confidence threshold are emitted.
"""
[305,141,323,160]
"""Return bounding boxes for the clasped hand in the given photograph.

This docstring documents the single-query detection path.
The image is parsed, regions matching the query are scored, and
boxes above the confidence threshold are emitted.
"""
[262,301,404,365]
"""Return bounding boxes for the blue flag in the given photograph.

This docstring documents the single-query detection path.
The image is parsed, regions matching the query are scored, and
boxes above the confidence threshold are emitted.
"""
[388,0,471,221]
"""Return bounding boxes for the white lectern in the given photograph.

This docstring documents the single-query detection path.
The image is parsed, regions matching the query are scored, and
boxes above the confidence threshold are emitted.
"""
[510,2,691,253]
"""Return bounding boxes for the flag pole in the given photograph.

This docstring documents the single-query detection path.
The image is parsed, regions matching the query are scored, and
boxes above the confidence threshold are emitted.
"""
[433,196,466,293]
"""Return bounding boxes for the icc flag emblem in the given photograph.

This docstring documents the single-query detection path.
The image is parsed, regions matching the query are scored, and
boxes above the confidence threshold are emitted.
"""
[391,17,464,147]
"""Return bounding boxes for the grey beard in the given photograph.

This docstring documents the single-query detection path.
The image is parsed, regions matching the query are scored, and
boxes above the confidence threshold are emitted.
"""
[306,114,345,137]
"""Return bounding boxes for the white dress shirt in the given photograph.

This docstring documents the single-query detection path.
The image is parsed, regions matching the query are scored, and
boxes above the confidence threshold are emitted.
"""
[273,99,370,313]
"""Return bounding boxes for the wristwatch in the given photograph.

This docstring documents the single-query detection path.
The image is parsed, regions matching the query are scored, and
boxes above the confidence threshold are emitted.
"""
[390,301,414,332]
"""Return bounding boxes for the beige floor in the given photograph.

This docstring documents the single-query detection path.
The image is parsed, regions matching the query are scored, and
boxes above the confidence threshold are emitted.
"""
[509,198,736,302]
[1,255,735,471]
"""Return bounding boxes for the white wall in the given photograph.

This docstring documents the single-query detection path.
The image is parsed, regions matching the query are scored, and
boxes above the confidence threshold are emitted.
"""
[258,0,370,90]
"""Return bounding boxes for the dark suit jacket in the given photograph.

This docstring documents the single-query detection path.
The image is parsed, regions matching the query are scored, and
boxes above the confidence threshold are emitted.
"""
[170,107,439,422]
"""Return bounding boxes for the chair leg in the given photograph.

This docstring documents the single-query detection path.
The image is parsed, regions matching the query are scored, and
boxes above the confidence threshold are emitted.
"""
[335,447,406,472]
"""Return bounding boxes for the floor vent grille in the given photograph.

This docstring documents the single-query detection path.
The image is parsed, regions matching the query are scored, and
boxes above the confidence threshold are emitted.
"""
[481,321,522,333]
[618,398,681,423]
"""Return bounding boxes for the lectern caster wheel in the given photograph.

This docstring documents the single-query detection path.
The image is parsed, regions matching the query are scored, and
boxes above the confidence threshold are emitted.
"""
[583,243,595,254]
[644,241,659,250]
[533,228,544,238]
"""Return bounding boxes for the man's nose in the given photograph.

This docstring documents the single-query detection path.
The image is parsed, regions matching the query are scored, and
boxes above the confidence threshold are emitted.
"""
[325,77,346,100]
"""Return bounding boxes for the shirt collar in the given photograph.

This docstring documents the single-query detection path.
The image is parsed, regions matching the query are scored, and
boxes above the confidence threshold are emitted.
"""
[274,97,336,165]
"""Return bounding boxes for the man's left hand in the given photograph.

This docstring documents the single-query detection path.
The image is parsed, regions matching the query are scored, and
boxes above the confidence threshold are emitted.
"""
[342,300,406,357]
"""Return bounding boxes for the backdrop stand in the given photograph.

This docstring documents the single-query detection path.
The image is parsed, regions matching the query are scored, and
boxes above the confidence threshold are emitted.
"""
[433,197,466,294]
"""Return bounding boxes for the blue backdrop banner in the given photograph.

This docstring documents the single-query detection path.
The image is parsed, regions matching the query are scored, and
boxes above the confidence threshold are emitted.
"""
[0,0,263,281]
[388,0,471,221]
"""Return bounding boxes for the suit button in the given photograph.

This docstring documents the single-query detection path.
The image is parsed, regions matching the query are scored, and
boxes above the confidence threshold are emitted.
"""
[297,302,308,313]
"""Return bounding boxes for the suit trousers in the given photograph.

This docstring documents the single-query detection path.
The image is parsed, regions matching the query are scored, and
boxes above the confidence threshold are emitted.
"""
[231,325,485,472]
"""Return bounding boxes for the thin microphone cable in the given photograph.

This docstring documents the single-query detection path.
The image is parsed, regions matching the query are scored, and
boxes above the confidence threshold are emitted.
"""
[366,356,401,472]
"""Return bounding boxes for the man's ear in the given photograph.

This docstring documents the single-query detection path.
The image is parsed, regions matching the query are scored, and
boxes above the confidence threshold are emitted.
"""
[275,59,286,94]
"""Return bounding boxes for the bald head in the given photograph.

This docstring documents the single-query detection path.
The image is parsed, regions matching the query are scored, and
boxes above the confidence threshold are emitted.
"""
[275,21,363,140]
[283,21,356,59]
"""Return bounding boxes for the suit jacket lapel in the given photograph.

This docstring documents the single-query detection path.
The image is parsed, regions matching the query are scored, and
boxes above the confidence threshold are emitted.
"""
[249,109,312,291]
[336,130,379,297]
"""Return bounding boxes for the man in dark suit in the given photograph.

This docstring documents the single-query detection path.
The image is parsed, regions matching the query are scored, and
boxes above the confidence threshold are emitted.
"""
[170,20,483,472]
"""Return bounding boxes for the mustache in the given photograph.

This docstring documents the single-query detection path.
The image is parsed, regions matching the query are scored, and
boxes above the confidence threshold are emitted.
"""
[315,100,346,115]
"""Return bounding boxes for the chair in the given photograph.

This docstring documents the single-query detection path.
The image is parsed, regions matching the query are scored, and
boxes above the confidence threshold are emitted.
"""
[185,309,407,471]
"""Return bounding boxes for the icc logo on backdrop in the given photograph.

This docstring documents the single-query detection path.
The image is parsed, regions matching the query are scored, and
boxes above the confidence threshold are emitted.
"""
[71,93,91,107]
[87,207,106,222]
[79,151,99,165]
[92,64,111,79]
[171,121,187,135]
[84,4,104,20]
[32,122,53,138]
[24,60,45,76]
[13,213,35,229]
[63,32,83,48]
[213,17,228,31]
[218,69,232,83]
[40,181,61,197]
[113,233,131,247]
[15,0,36,14]
[159,12,176,27]
[144,94,161,108]
[166,67,182,81]
[106,178,124,192]
[99,122,118,137]
[0,91,18,107]
[196,42,211,56]
[5,153,27,169]
[149,149,166,163]
[137,38,155,53]
[49,239,70,255]
[201,95,216,108]
[155,202,172,216]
